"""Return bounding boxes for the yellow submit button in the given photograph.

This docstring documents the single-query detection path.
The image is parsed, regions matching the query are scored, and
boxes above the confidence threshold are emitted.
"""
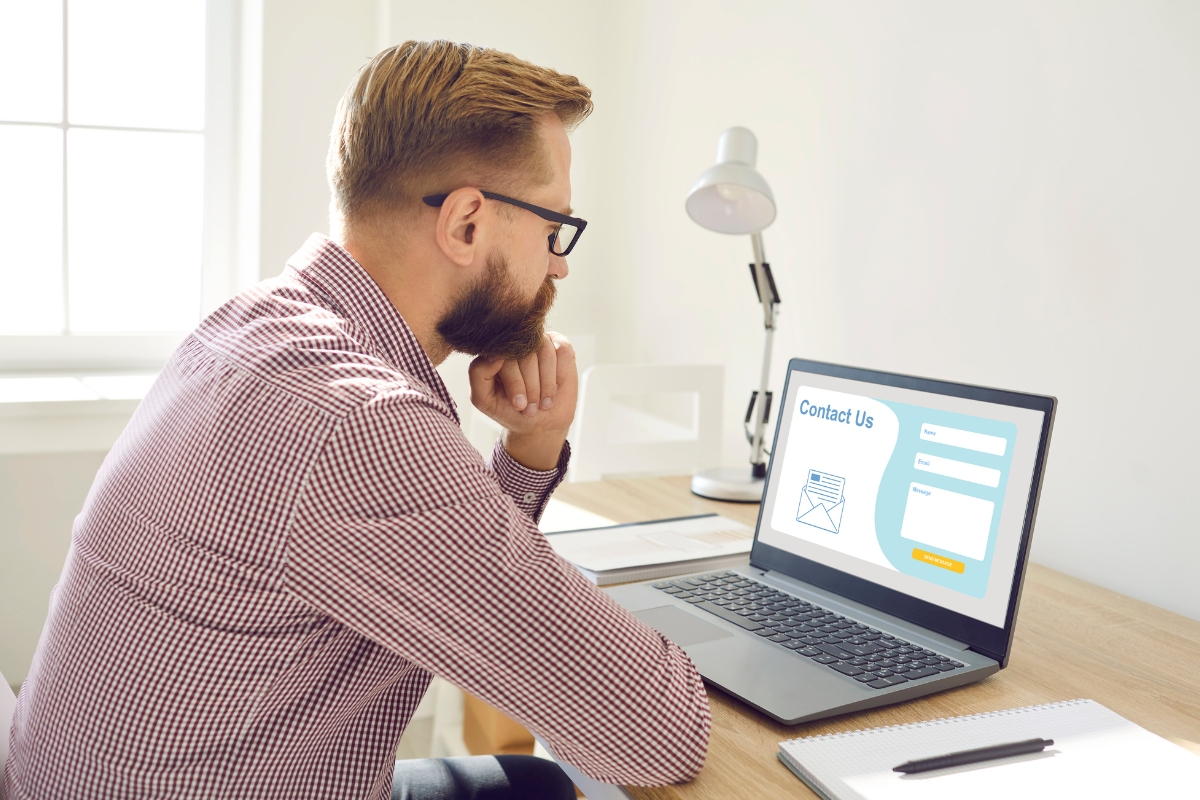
[912,548,965,574]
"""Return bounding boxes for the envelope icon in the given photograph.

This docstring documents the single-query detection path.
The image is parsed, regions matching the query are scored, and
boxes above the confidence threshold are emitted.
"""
[796,488,845,534]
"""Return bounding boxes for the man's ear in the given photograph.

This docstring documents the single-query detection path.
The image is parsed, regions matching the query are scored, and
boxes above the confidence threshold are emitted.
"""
[435,188,486,267]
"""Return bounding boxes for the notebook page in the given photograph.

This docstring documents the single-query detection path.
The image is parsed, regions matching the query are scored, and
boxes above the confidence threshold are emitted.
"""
[780,699,1200,800]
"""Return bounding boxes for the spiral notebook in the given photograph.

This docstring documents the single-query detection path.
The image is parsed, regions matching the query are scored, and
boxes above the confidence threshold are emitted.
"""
[778,699,1200,800]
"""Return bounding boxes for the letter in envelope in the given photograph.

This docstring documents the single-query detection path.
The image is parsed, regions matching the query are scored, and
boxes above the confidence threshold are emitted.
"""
[796,469,846,534]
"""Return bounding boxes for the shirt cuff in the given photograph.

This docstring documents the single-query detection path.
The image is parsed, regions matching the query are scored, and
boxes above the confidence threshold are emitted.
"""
[488,438,571,523]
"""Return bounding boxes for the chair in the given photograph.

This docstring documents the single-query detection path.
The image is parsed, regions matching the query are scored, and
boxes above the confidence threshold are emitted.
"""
[569,364,723,482]
[1,668,17,788]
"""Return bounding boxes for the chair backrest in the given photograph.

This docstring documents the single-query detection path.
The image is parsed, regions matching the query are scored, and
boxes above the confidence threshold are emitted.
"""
[0,668,17,786]
[570,364,723,482]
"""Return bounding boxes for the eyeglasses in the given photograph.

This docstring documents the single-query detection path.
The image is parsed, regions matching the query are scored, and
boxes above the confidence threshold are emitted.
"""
[422,191,587,257]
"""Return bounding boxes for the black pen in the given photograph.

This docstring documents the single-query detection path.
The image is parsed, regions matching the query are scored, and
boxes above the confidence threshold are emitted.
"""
[893,738,1054,774]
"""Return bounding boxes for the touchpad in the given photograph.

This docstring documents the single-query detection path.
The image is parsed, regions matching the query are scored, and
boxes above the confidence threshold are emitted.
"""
[633,606,735,647]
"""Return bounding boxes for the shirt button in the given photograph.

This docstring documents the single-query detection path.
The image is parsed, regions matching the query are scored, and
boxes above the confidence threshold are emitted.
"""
[522,492,537,503]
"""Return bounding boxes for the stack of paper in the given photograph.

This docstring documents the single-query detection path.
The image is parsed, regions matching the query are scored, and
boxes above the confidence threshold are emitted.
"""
[545,514,754,585]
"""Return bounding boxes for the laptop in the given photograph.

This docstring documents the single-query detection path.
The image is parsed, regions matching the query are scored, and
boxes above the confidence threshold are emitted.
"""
[605,358,1056,724]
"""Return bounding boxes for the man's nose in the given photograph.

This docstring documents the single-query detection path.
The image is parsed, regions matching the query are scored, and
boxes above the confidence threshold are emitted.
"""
[548,255,568,279]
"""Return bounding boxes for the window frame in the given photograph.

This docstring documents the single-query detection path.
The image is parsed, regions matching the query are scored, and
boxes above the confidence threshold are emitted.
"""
[0,0,260,373]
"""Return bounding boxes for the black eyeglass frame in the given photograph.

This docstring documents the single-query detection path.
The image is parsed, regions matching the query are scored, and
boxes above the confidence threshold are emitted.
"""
[422,191,587,257]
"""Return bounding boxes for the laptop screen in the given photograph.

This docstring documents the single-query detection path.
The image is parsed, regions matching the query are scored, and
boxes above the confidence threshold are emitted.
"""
[756,366,1049,629]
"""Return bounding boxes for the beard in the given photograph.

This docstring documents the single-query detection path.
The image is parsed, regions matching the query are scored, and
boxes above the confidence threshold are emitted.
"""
[436,252,557,361]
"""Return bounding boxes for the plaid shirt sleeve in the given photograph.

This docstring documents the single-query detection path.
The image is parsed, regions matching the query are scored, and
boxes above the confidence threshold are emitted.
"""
[487,437,570,522]
[284,392,712,785]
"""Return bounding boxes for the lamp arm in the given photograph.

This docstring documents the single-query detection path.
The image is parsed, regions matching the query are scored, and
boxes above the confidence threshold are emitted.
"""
[748,232,778,476]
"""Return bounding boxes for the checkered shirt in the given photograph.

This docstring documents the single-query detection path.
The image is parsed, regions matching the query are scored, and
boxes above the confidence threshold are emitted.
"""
[2,234,711,799]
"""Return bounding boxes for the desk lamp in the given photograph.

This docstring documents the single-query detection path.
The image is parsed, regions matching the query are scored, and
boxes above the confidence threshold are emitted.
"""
[685,127,780,502]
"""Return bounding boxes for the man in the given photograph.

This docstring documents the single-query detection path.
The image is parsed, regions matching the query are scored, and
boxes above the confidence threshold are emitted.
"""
[3,42,710,800]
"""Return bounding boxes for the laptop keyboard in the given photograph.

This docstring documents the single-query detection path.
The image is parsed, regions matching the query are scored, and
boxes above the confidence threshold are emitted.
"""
[652,572,966,690]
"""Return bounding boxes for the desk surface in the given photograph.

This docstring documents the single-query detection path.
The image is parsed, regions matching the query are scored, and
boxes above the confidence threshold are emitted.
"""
[552,476,1200,800]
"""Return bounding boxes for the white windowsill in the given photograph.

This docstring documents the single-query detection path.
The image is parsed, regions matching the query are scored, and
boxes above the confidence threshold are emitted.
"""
[0,373,156,456]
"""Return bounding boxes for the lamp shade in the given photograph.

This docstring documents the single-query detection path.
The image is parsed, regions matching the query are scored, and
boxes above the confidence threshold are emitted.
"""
[685,127,776,235]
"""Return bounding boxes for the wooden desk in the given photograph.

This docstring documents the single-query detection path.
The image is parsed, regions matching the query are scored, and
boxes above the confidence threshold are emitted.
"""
[553,476,1200,800]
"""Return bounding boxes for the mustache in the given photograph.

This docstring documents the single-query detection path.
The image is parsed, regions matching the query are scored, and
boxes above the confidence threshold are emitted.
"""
[436,256,558,361]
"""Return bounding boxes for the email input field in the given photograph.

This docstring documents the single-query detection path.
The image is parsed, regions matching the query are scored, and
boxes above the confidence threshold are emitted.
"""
[914,452,1001,488]
[919,423,1007,456]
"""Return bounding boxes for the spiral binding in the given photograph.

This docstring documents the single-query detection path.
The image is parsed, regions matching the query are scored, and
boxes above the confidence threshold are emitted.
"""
[782,699,1090,745]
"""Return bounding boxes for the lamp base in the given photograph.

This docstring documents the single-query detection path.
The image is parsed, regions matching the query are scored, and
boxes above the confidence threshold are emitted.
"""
[690,467,765,503]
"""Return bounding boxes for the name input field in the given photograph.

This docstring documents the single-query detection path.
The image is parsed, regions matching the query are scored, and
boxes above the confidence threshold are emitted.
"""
[914,452,1001,488]
[919,423,1007,456]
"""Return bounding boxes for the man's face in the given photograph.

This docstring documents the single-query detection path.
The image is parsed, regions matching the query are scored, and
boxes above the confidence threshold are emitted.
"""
[436,116,572,360]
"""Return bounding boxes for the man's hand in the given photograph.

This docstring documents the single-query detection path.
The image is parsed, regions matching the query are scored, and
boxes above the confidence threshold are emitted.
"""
[468,332,578,471]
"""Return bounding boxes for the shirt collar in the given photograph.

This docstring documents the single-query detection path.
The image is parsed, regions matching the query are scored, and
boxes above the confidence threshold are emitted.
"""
[284,233,458,423]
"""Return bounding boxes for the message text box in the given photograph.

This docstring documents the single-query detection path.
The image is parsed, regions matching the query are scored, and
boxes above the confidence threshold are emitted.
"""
[900,482,994,561]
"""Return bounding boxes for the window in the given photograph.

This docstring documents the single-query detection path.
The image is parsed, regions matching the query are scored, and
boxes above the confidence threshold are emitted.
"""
[0,0,248,370]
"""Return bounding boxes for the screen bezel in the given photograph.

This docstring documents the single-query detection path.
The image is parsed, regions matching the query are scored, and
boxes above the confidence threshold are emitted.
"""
[749,358,1056,667]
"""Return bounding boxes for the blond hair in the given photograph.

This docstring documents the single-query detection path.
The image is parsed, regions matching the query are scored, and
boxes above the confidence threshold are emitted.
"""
[327,40,593,223]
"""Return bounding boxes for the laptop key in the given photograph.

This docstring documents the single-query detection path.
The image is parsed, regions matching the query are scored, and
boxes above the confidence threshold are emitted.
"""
[695,601,765,631]
[841,643,883,657]
[768,634,790,643]
[902,667,940,680]
[815,643,854,660]
[829,662,865,677]
[797,647,822,657]
[933,663,956,672]
[866,675,908,688]
[754,629,777,637]
[782,640,806,650]
[812,655,838,664]
[652,582,673,589]
[854,673,878,683]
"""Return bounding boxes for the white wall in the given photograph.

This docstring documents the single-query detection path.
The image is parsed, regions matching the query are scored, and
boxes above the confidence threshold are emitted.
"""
[0,452,107,687]
[258,0,376,278]
[387,0,1200,621]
